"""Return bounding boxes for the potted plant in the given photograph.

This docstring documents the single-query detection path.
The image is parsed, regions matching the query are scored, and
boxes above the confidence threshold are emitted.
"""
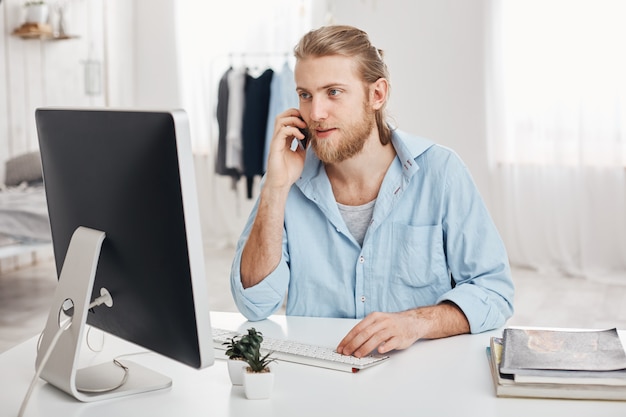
[239,328,276,400]
[223,333,248,386]
[24,1,49,24]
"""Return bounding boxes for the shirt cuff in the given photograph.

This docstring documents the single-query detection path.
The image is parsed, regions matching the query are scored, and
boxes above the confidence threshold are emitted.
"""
[436,282,514,334]
[230,252,289,321]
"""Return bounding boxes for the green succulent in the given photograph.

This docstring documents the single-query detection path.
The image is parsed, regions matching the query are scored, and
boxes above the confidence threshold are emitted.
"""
[222,334,245,360]
[226,328,275,373]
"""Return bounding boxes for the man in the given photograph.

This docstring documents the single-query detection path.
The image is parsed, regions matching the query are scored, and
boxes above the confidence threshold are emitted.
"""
[230,25,514,358]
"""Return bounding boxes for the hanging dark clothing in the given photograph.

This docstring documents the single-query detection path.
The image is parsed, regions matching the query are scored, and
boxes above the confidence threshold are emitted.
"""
[242,68,274,198]
[215,67,241,183]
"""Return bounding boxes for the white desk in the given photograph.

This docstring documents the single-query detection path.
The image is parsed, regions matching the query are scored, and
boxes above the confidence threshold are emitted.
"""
[1,312,624,417]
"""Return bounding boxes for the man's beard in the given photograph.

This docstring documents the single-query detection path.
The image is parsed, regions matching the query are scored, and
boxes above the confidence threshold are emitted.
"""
[310,103,376,164]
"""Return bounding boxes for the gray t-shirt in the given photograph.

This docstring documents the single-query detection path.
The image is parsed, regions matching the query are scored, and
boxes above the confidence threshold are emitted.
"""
[337,199,376,246]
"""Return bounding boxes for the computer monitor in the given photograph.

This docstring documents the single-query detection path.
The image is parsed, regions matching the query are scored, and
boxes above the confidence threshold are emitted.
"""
[34,108,214,402]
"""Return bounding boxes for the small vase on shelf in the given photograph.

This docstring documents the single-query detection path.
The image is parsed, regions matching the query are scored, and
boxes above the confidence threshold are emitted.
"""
[25,1,49,24]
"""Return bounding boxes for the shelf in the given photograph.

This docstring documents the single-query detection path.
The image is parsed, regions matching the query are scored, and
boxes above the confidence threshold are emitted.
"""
[11,23,78,41]
[12,32,80,41]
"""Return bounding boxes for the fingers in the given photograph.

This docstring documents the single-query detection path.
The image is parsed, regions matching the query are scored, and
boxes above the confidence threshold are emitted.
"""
[274,108,307,141]
[268,110,308,159]
[337,313,390,358]
[264,109,308,188]
[336,312,420,358]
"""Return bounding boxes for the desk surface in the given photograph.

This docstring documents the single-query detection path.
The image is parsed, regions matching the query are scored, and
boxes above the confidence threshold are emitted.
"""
[1,312,625,417]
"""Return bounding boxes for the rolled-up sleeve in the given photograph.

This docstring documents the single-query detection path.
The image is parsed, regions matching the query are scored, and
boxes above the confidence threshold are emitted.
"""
[229,202,290,321]
[230,250,290,321]
[436,152,514,333]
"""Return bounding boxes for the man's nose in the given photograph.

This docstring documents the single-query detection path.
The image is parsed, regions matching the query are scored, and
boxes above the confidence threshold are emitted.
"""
[309,97,328,122]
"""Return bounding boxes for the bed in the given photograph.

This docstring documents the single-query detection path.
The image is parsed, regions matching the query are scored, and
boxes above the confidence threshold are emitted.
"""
[0,151,52,261]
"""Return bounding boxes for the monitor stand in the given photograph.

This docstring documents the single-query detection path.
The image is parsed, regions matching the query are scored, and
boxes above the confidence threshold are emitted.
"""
[36,226,172,402]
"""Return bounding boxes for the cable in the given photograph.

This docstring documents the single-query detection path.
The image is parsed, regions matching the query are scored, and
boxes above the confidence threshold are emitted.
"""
[114,350,152,361]
[85,325,105,352]
[18,319,71,417]
[18,288,116,415]
[82,288,113,353]
[76,359,129,393]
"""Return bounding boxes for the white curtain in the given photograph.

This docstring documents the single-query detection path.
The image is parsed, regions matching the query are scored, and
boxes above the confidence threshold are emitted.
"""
[487,0,626,281]
[173,1,313,248]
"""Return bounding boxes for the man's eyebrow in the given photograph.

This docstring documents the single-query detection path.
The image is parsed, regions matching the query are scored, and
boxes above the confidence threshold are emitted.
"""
[296,83,349,92]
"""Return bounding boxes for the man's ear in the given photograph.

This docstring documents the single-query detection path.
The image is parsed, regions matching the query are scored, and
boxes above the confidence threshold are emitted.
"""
[369,78,389,111]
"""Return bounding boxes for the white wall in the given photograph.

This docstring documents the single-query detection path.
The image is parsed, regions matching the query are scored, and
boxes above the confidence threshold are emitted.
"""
[321,0,493,208]
[103,0,135,107]
[133,0,180,109]
[0,0,107,181]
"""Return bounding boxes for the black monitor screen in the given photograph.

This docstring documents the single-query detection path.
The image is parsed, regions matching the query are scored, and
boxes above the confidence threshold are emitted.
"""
[35,108,213,369]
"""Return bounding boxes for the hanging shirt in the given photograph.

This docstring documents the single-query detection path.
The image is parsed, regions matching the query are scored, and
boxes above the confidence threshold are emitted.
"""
[263,62,299,172]
[225,67,246,173]
[242,68,274,198]
[215,67,242,183]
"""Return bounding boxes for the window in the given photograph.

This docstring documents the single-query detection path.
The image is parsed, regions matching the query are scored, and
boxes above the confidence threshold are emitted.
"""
[489,0,626,167]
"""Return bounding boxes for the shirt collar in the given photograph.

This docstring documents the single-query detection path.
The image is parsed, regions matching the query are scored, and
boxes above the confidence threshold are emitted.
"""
[296,128,435,190]
[390,129,434,179]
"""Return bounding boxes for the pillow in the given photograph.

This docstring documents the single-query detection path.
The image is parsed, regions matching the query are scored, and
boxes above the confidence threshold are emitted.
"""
[4,151,43,187]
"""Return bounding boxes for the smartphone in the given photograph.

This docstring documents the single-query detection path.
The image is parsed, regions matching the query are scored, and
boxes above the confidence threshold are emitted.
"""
[290,117,309,152]
[298,126,309,149]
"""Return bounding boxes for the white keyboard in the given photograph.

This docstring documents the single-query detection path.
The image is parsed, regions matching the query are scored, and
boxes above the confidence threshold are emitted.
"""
[212,328,389,373]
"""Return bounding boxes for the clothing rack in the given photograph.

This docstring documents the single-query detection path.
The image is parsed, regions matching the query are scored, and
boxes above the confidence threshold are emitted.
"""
[228,52,291,58]
[222,52,294,78]
[214,50,298,201]
[226,52,292,67]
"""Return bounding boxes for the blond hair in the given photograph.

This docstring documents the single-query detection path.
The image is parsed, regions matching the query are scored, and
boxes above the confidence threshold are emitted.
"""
[294,25,392,145]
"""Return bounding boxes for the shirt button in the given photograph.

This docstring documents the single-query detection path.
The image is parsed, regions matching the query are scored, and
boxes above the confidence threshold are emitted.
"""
[359,256,365,263]
[360,296,366,302]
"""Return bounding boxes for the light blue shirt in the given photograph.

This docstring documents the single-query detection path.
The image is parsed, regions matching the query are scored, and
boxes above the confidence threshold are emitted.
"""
[230,130,514,334]
[263,62,298,172]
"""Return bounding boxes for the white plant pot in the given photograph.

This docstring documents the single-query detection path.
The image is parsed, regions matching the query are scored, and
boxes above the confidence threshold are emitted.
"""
[243,368,274,400]
[227,358,247,386]
[25,4,49,24]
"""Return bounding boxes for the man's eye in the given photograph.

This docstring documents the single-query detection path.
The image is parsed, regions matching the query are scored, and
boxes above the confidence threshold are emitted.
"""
[299,92,311,100]
[329,89,342,97]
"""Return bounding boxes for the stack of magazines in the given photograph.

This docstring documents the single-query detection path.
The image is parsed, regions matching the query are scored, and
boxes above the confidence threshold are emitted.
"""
[487,327,626,400]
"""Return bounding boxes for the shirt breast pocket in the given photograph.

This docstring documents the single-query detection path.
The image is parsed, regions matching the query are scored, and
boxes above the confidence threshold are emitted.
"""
[391,223,447,288]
